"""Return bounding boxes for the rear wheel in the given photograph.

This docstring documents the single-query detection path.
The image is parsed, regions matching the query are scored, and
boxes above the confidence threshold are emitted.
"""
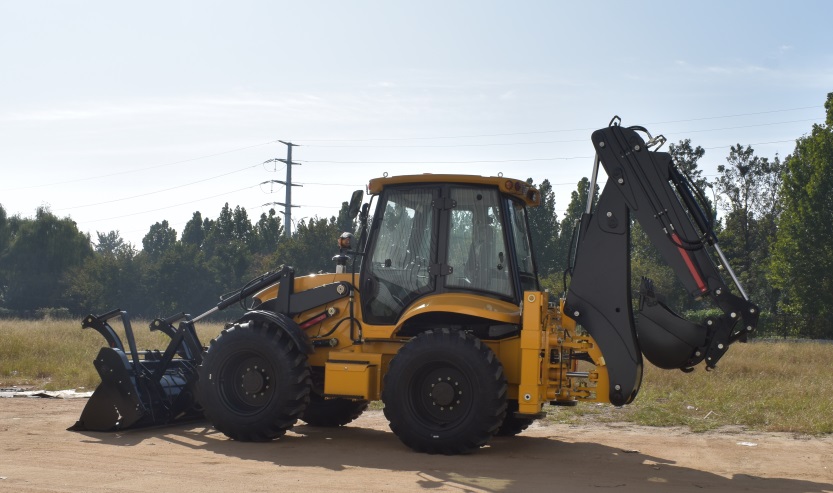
[301,368,368,427]
[382,328,507,454]
[197,321,310,441]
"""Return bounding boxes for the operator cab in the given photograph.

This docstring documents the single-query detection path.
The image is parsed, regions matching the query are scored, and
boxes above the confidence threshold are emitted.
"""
[356,175,540,326]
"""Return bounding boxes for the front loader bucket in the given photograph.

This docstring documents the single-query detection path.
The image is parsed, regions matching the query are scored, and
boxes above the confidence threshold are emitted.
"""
[70,310,204,432]
[73,347,148,430]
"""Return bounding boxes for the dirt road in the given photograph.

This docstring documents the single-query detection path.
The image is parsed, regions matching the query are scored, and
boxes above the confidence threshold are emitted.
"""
[0,398,831,492]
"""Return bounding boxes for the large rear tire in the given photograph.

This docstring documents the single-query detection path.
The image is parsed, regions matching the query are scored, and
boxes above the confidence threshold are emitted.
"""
[301,368,368,427]
[197,321,310,441]
[382,328,507,454]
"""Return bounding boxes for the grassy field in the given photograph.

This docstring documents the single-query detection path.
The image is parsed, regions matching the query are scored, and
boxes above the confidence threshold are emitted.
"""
[0,317,226,391]
[1,318,830,435]
[544,340,833,434]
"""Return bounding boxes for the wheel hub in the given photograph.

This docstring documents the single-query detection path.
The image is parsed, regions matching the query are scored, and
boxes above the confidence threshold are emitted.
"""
[241,367,265,393]
[431,381,455,406]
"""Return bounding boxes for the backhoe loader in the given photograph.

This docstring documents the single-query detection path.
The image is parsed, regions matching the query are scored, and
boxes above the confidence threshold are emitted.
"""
[72,118,758,454]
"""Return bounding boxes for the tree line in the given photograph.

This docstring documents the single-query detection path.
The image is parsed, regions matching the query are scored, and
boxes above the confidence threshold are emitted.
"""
[1,93,831,338]
[0,202,352,320]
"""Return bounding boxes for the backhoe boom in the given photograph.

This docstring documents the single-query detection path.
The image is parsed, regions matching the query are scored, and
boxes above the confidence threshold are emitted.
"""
[565,119,759,405]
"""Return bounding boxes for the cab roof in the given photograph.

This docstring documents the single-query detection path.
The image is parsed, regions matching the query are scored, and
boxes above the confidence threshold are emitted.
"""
[367,174,540,207]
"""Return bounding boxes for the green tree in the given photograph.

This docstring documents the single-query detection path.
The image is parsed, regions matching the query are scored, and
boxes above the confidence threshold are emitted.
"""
[335,201,354,234]
[714,144,783,309]
[274,216,341,275]
[150,243,220,315]
[771,93,833,330]
[231,206,253,245]
[0,207,92,312]
[95,230,133,256]
[525,178,559,276]
[142,220,177,260]
[669,139,708,190]
[0,205,9,305]
[543,177,597,293]
[253,208,283,255]
[202,204,254,289]
[65,238,141,315]
[555,178,596,270]
[181,212,207,248]
[0,205,8,254]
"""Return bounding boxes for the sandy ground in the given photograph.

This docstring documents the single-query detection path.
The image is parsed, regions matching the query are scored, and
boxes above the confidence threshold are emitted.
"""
[0,398,831,493]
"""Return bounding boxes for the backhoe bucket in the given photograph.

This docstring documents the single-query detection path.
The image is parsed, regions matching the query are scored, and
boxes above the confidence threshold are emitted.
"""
[636,278,707,370]
[70,310,204,432]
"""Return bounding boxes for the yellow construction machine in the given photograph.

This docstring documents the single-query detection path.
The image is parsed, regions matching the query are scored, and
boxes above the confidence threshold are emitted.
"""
[72,118,758,454]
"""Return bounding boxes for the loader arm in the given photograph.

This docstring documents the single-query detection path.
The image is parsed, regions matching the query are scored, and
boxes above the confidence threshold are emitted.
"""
[564,119,759,406]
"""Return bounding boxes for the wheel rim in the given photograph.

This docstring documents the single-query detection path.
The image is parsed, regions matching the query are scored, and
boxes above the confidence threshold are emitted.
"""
[217,351,277,416]
[409,362,474,427]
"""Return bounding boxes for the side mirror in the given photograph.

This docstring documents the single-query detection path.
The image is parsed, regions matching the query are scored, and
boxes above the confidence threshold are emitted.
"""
[348,190,364,220]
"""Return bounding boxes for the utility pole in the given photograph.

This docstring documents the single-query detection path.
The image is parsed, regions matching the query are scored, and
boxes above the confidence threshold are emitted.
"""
[275,141,301,238]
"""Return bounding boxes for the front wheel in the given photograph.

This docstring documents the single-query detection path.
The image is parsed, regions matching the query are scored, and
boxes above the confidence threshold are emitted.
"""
[382,328,507,454]
[197,321,310,441]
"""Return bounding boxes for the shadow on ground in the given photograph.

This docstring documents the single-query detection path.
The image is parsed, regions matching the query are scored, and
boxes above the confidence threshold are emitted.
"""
[74,419,833,493]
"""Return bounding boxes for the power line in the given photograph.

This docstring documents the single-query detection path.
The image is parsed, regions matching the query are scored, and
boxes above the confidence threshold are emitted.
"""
[299,118,820,148]
[1,139,280,192]
[294,204,344,209]
[296,182,366,187]
[47,110,819,234]
[302,140,798,166]
[701,139,796,150]
[667,119,819,135]
[79,184,258,224]
[66,137,801,221]
[302,138,586,149]
[296,106,820,143]
[47,136,802,218]
[55,163,261,211]
[306,156,590,165]
[648,106,819,125]
[296,105,819,142]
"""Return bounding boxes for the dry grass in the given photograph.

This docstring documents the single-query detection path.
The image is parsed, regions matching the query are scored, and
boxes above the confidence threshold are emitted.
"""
[546,340,833,435]
[0,317,225,391]
[2,319,830,434]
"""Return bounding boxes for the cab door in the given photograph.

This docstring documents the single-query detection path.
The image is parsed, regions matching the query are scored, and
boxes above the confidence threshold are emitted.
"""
[443,186,514,299]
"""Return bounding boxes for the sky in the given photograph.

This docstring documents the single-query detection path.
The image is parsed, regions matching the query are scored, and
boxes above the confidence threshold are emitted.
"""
[1,1,831,249]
